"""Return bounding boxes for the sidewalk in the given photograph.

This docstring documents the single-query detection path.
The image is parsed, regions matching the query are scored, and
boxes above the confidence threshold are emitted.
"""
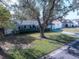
[62,31,79,37]
[61,31,75,35]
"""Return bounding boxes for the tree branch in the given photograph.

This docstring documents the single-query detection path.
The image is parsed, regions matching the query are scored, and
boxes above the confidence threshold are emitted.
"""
[43,0,56,25]
[56,6,79,19]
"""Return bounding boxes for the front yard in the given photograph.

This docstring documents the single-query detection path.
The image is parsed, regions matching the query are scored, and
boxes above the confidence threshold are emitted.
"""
[0,32,77,59]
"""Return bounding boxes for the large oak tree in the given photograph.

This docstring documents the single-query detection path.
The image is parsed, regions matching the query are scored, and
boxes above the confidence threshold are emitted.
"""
[16,0,79,38]
[1,0,79,38]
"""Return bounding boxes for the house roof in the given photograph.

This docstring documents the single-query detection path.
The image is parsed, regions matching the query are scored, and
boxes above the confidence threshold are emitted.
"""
[52,20,62,24]
[12,20,43,26]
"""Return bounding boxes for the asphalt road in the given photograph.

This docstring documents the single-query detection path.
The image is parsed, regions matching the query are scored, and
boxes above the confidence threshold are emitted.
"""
[50,49,79,59]
[41,32,79,59]
[41,46,79,59]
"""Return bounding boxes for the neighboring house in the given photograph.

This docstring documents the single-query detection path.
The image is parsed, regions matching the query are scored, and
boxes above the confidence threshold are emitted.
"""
[75,19,79,27]
[62,20,72,28]
[72,21,78,27]
[48,20,62,32]
[62,20,79,28]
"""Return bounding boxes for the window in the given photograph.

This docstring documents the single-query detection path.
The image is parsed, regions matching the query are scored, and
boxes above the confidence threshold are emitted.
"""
[24,25,26,28]
[18,26,21,30]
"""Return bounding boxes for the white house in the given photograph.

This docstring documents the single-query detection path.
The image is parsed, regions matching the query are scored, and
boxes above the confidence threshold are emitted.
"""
[72,21,78,27]
[48,20,62,31]
[4,29,13,35]
[11,20,43,33]
[4,19,63,34]
[62,20,79,28]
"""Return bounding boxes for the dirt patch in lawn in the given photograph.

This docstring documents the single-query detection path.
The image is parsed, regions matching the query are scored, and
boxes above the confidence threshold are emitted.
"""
[0,34,36,51]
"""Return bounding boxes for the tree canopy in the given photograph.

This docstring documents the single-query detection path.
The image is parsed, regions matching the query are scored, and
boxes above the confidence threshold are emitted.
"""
[0,4,11,28]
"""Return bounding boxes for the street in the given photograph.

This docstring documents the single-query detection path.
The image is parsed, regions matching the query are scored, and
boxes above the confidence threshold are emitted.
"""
[41,46,79,59]
[49,49,79,59]
[47,39,79,59]
[41,39,79,59]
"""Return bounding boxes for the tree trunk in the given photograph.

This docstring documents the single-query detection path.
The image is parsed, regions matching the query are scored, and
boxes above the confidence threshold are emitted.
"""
[0,28,4,39]
[37,17,46,38]
[40,26,45,38]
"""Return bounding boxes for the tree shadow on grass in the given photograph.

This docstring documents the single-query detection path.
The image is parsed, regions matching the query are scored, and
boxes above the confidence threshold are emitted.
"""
[0,33,45,59]
[48,34,76,45]
[0,34,36,44]
[0,34,37,50]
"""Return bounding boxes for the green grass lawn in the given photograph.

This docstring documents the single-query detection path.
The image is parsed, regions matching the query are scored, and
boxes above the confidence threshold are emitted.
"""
[7,32,77,59]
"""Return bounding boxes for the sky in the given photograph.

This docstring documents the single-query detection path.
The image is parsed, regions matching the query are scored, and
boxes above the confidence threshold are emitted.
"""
[63,0,79,20]
[3,0,19,14]
[64,11,79,20]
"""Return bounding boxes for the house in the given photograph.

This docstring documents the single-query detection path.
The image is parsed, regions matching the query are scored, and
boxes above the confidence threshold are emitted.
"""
[48,20,62,32]
[74,19,79,27]
[13,20,63,33]
[12,20,42,33]
[72,21,78,27]
[62,20,72,28]
[62,19,79,28]
[4,28,14,35]
[4,19,63,35]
